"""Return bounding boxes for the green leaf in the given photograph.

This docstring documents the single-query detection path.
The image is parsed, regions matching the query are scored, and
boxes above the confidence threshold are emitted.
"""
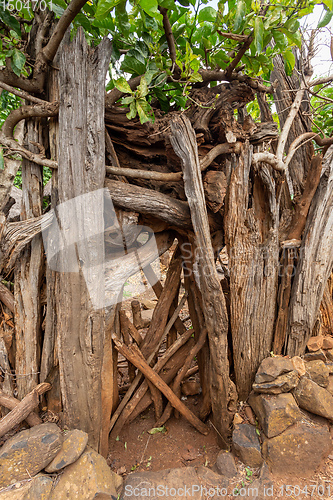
[0,8,21,36]
[323,0,333,10]
[11,50,26,77]
[0,147,4,171]
[254,17,264,54]
[280,28,301,48]
[121,95,135,105]
[198,6,217,23]
[137,75,148,97]
[272,30,287,50]
[284,50,295,76]
[139,0,161,18]
[148,426,166,434]
[114,77,133,94]
[318,11,333,28]
[126,102,137,120]
[115,1,130,36]
[121,56,146,75]
[234,0,246,32]
[189,72,203,83]
[95,0,121,18]
[136,98,154,124]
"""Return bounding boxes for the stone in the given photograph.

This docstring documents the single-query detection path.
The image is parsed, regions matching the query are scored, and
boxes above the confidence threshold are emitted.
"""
[232,424,263,468]
[0,475,53,500]
[23,475,53,499]
[291,356,306,376]
[248,392,301,438]
[307,336,324,352]
[262,416,332,476]
[253,370,299,394]
[304,360,329,387]
[49,448,122,499]
[120,466,229,500]
[326,349,333,362]
[233,413,243,425]
[326,361,333,373]
[304,350,327,362]
[327,375,333,396]
[45,429,88,472]
[293,377,333,420]
[213,451,237,478]
[181,381,201,396]
[322,337,333,350]
[255,357,294,384]
[0,423,62,488]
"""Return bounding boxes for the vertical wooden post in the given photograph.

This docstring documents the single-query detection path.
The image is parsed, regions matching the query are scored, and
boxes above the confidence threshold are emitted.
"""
[14,117,44,399]
[170,115,231,449]
[56,31,112,450]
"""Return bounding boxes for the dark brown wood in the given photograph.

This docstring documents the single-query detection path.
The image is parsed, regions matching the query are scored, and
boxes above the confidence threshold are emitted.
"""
[57,31,112,450]
[0,383,50,438]
[131,300,145,329]
[14,115,44,400]
[119,311,142,347]
[170,115,231,448]
[112,338,208,435]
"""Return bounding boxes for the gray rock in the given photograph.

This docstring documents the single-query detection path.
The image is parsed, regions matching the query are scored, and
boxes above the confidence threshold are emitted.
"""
[232,424,263,468]
[248,392,301,438]
[0,423,62,488]
[0,475,53,500]
[213,451,237,478]
[255,357,294,384]
[326,361,333,373]
[262,415,332,476]
[45,429,88,472]
[120,467,229,500]
[293,377,333,420]
[304,360,329,387]
[49,448,122,499]
[253,370,299,394]
[327,374,333,395]
[326,349,333,362]
[304,350,327,362]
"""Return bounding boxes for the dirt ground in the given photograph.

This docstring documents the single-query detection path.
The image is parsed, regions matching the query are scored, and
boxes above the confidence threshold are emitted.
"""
[107,399,333,500]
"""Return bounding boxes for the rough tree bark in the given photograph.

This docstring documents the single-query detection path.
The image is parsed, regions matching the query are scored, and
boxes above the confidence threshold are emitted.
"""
[56,30,112,449]
[224,145,279,399]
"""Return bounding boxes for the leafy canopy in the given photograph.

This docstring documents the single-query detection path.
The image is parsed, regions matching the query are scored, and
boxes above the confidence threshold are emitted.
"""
[0,0,331,123]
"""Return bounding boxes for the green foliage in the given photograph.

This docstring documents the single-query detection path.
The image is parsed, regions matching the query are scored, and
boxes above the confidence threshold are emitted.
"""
[311,85,333,139]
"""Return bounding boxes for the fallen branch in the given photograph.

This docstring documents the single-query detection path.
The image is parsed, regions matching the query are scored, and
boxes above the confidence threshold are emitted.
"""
[0,383,51,438]
[0,392,42,426]
[0,282,14,313]
[112,338,208,434]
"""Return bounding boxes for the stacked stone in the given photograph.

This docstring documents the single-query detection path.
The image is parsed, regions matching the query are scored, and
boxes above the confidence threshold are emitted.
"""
[0,423,122,499]
[232,336,333,476]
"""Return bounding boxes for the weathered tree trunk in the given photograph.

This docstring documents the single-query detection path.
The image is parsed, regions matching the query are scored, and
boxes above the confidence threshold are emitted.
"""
[56,31,112,449]
[170,115,231,448]
[286,147,333,356]
[224,145,279,399]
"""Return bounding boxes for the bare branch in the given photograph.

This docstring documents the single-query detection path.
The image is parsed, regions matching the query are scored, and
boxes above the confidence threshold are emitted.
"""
[309,74,333,88]
[159,7,177,66]
[225,36,253,80]
[285,132,333,167]
[0,82,46,105]
[276,88,305,161]
[252,152,286,172]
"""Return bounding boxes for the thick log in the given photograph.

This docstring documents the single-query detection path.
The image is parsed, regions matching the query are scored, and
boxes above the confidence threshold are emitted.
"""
[112,338,208,435]
[224,146,279,398]
[57,31,112,450]
[0,391,42,426]
[169,115,231,448]
[286,147,333,355]
[0,383,50,438]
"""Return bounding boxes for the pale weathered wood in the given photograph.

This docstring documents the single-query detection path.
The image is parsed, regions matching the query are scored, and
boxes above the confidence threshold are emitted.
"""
[286,147,333,355]
[0,283,14,313]
[0,383,50,438]
[57,31,112,449]
[169,115,231,448]
[224,146,279,398]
